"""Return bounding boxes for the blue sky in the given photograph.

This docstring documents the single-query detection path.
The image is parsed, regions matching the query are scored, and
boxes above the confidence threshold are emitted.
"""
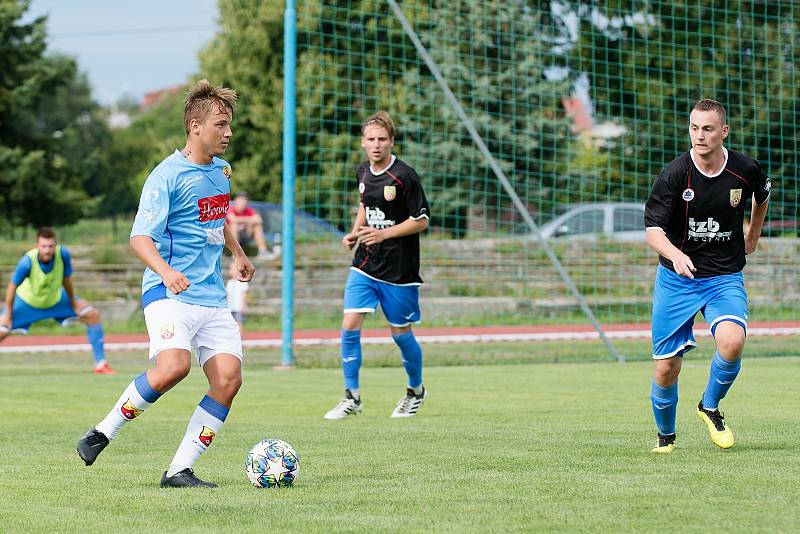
[28,0,219,105]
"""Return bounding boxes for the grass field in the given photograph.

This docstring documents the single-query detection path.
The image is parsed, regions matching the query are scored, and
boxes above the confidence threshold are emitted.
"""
[2,342,799,533]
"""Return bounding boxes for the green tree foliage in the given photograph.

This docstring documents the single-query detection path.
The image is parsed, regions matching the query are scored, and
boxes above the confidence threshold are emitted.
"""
[293,1,420,229]
[560,1,798,218]
[199,1,430,229]
[394,0,573,234]
[200,1,572,233]
[0,1,110,229]
[194,0,797,236]
[123,91,187,187]
[198,0,285,202]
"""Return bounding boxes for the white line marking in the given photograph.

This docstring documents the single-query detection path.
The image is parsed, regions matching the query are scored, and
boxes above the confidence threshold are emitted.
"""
[2,327,799,353]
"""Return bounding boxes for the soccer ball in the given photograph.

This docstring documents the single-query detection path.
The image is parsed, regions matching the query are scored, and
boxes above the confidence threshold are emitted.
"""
[245,438,300,488]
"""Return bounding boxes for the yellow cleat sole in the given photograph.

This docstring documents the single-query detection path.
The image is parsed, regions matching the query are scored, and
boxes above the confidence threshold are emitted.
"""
[696,409,734,449]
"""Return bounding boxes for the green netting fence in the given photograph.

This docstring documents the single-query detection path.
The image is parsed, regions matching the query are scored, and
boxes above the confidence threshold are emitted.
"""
[256,1,799,337]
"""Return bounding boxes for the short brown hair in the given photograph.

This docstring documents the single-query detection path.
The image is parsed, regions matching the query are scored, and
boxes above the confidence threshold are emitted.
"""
[183,79,237,134]
[36,227,56,241]
[361,111,396,139]
[692,99,727,125]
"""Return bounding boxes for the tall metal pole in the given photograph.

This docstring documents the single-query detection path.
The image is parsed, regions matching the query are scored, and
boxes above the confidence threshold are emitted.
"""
[279,0,297,368]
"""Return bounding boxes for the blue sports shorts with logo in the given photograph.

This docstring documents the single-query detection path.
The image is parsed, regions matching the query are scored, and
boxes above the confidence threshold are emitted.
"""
[2,289,79,333]
[651,264,748,359]
[343,268,421,327]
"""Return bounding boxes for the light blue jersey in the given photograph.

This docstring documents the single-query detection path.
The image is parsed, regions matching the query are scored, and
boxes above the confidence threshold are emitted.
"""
[131,150,233,308]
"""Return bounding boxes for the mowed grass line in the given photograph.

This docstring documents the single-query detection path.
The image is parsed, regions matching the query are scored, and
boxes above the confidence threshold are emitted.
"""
[1,348,799,533]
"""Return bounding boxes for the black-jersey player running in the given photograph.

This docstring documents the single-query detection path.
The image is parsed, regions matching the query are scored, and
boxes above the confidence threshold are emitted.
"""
[645,99,770,452]
[324,111,431,420]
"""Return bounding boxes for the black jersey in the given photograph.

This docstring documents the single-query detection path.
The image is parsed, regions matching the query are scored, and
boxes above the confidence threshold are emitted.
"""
[351,157,430,284]
[645,148,771,277]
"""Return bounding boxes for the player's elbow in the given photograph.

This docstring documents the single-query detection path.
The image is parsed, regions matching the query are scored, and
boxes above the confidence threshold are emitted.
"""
[645,227,664,248]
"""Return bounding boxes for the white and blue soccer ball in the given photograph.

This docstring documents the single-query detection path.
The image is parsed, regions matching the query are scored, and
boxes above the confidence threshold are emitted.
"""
[245,438,300,488]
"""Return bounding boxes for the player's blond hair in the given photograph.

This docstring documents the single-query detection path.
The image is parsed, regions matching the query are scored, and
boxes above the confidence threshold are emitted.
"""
[361,111,396,139]
[693,99,727,125]
[183,79,237,134]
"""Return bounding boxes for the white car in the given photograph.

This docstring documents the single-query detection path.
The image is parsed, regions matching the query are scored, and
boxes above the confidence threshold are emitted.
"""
[532,202,646,242]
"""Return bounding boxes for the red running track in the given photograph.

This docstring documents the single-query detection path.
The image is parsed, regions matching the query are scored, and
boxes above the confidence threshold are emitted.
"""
[2,320,800,353]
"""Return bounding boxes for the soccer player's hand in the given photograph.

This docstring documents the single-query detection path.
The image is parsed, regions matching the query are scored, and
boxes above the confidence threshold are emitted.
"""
[342,232,358,250]
[161,268,191,294]
[670,252,697,279]
[356,226,385,246]
[234,254,255,282]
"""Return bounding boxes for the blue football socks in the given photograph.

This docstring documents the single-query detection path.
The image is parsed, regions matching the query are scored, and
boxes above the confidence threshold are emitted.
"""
[702,352,741,411]
[341,329,362,391]
[651,380,678,436]
[393,331,423,389]
[87,323,106,364]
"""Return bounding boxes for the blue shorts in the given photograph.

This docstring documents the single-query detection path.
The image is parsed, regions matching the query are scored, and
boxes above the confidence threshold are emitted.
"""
[2,289,81,334]
[343,268,421,327]
[651,265,748,359]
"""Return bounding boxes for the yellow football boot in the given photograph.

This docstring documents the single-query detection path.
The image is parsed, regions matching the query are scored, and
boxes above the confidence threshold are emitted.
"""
[651,433,676,454]
[696,401,734,449]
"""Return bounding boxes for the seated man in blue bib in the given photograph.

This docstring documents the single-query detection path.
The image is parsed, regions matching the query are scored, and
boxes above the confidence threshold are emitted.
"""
[0,227,115,374]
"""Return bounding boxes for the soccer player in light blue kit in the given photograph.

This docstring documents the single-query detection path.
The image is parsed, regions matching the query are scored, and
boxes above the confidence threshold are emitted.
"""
[76,80,255,487]
[645,99,770,452]
[0,227,115,374]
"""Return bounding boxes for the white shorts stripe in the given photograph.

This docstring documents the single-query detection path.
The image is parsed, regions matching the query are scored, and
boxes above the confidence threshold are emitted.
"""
[652,340,697,360]
[709,315,748,334]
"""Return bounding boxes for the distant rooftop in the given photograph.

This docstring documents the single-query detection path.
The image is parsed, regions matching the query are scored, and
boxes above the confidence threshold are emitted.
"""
[141,84,186,110]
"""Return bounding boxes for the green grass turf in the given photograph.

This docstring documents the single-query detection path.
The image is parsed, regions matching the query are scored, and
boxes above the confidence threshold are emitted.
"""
[1,344,799,532]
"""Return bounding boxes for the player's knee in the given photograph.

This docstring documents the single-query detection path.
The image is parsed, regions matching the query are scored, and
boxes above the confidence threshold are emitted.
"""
[213,373,242,400]
[654,359,681,385]
[390,325,411,337]
[714,322,745,359]
[159,361,192,385]
[717,336,745,360]
[83,309,101,324]
[342,314,364,331]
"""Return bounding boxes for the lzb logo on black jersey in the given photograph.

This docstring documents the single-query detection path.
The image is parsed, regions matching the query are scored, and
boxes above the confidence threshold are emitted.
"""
[366,207,395,229]
[688,217,732,241]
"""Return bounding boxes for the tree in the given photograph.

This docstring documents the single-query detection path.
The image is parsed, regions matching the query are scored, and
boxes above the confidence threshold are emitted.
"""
[394,0,573,235]
[198,0,285,203]
[200,1,423,230]
[0,1,107,229]
[557,1,799,220]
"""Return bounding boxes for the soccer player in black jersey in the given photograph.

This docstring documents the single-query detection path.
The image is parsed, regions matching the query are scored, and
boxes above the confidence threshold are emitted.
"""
[644,99,770,452]
[324,111,431,420]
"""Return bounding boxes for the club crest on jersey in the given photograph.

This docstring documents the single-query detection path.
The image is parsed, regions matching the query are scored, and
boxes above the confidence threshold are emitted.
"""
[160,324,175,340]
[120,399,143,420]
[223,166,231,180]
[730,188,742,207]
[198,426,216,447]
[682,188,695,202]
[384,185,396,201]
